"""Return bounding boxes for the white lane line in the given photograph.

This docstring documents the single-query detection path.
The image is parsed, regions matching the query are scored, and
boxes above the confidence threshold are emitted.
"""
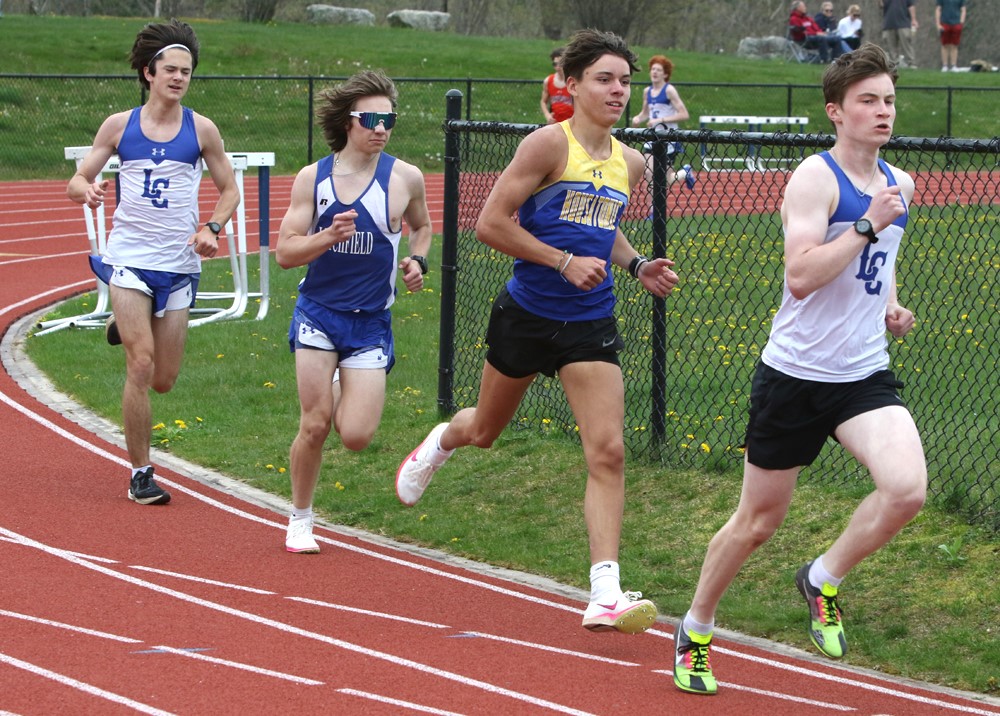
[1,527,596,716]
[0,280,93,317]
[337,688,467,715]
[653,669,856,711]
[0,610,142,644]
[149,645,324,685]
[128,566,277,595]
[0,651,175,716]
[647,629,1000,715]
[461,632,640,667]
[287,596,451,629]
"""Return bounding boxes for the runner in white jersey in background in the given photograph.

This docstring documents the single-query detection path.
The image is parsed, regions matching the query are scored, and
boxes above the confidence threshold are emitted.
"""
[67,20,239,506]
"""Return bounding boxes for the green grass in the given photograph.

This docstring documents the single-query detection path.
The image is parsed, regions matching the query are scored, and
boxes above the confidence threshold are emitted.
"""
[24,251,1000,696]
[1,15,998,179]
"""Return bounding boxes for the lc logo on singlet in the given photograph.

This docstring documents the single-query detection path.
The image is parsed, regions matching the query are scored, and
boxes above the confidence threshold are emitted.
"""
[855,242,887,295]
[142,169,170,209]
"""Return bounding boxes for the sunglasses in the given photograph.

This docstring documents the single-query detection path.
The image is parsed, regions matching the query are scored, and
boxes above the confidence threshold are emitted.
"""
[350,111,397,130]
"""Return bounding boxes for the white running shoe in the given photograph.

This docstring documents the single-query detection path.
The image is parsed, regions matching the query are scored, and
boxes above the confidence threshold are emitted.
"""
[582,591,658,634]
[396,423,450,506]
[285,516,320,554]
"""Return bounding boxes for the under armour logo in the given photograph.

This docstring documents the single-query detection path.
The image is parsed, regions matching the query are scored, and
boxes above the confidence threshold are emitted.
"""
[151,148,166,157]
[593,170,603,179]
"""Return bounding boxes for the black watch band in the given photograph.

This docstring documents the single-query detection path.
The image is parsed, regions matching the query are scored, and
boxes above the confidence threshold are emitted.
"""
[410,255,429,275]
[206,221,222,237]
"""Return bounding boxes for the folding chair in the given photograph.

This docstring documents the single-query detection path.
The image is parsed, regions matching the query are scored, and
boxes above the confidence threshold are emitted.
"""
[785,26,822,64]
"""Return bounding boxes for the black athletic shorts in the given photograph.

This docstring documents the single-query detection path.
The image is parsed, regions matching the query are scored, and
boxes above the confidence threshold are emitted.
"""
[485,287,624,379]
[744,362,908,470]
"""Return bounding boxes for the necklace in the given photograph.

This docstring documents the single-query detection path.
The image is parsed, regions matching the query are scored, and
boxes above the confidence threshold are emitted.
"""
[831,149,878,196]
[332,152,378,176]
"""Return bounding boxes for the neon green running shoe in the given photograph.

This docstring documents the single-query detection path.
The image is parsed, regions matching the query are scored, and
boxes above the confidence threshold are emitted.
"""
[673,622,717,695]
[795,561,847,659]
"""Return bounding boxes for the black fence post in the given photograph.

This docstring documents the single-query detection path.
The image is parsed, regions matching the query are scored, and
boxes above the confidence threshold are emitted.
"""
[437,89,463,414]
[650,131,669,447]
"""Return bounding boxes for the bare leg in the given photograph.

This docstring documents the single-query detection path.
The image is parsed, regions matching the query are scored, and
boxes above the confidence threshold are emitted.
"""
[822,406,926,577]
[689,460,799,624]
[289,349,337,510]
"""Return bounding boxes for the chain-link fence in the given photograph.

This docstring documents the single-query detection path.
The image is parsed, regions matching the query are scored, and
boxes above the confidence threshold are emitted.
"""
[1,74,998,179]
[436,99,999,530]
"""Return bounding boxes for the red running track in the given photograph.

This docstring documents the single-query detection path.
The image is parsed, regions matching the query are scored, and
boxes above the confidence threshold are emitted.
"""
[2,176,999,716]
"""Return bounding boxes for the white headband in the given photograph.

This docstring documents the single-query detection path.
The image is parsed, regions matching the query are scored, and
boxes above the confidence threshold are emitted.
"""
[150,43,192,64]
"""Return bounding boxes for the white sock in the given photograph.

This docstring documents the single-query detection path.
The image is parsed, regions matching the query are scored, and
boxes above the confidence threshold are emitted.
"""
[131,465,151,479]
[683,610,714,636]
[290,507,313,521]
[423,424,455,465]
[809,555,843,589]
[589,560,621,602]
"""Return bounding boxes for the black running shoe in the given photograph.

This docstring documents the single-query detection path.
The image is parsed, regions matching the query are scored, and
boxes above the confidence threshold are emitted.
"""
[105,315,121,346]
[128,467,171,505]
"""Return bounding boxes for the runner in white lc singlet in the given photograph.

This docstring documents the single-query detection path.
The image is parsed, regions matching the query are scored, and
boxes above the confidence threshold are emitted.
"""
[68,20,239,507]
[674,44,926,697]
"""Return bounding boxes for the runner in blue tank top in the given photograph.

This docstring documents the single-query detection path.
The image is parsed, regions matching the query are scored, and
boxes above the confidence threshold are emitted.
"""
[67,20,239,507]
[397,29,681,636]
[276,70,432,554]
[673,44,926,696]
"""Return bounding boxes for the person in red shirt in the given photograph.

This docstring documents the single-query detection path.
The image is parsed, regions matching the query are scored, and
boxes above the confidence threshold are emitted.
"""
[789,0,843,63]
[540,46,574,123]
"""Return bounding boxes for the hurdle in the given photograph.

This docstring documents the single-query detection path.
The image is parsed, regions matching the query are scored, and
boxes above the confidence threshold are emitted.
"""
[36,148,274,336]
[699,115,809,171]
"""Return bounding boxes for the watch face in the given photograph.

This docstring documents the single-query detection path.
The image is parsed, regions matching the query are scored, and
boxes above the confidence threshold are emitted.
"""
[856,219,872,233]
[207,222,222,235]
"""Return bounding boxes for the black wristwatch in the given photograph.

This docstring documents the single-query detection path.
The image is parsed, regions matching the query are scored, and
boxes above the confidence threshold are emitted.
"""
[206,221,222,237]
[853,218,878,244]
[410,255,429,275]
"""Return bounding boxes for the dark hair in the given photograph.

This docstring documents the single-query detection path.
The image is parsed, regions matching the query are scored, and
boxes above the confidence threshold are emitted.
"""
[129,19,199,90]
[560,28,639,81]
[550,46,564,61]
[315,69,398,152]
[823,42,898,106]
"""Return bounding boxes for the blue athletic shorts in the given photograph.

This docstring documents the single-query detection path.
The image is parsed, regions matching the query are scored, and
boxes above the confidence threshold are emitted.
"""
[89,256,199,317]
[288,304,395,373]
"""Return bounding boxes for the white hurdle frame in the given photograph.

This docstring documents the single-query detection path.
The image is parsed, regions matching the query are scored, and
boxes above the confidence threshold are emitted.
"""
[36,148,274,336]
[699,115,809,172]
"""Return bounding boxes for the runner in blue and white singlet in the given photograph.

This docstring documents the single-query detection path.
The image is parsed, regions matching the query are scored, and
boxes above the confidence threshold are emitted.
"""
[101,105,204,274]
[762,151,908,382]
[297,152,402,315]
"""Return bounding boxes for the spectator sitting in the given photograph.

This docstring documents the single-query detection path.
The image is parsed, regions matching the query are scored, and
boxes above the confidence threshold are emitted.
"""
[816,1,854,54]
[837,4,864,50]
[789,0,844,63]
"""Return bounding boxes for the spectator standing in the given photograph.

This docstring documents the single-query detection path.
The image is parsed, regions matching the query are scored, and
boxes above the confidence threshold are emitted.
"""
[671,44,925,697]
[789,1,843,63]
[541,47,574,124]
[67,20,240,507]
[276,70,432,553]
[879,0,919,68]
[935,0,967,71]
[837,4,865,50]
